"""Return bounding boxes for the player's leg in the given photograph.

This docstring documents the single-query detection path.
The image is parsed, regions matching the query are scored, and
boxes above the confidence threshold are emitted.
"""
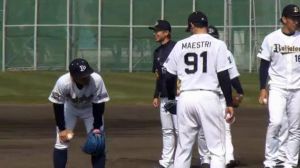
[159,98,177,167]
[174,93,199,168]
[275,114,288,166]
[166,107,178,168]
[53,106,77,168]
[197,128,211,165]
[220,95,238,167]
[82,109,105,168]
[199,91,226,168]
[171,111,178,136]
[264,87,286,167]
[284,89,300,167]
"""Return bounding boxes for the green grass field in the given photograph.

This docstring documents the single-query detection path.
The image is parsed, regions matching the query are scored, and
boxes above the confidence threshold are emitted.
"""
[0,71,260,107]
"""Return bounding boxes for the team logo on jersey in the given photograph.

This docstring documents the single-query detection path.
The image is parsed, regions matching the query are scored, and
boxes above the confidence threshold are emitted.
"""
[273,44,300,55]
[51,92,64,102]
[69,94,93,105]
[79,65,86,72]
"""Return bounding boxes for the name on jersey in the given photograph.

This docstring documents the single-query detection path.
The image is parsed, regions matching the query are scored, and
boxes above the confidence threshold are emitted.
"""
[182,41,211,49]
[273,44,300,54]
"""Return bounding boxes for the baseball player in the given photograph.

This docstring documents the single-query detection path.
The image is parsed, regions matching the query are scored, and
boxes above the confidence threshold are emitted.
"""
[149,20,178,168]
[49,58,110,168]
[164,11,235,168]
[258,4,300,168]
[197,25,244,168]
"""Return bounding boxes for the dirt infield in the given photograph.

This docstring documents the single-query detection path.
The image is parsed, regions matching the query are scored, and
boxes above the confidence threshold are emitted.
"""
[0,104,268,168]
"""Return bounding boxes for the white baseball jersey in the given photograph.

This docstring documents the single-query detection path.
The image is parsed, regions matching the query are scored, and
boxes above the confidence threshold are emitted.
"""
[164,34,232,92]
[257,29,300,89]
[227,50,240,79]
[49,72,110,108]
[217,50,240,95]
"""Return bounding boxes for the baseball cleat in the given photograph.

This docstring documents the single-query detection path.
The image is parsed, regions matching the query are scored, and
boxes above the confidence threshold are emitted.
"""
[200,163,210,168]
[154,163,166,168]
[226,160,240,168]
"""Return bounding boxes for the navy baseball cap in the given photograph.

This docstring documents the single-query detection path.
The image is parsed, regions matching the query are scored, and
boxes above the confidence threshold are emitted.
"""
[208,25,219,39]
[282,4,300,18]
[149,20,171,32]
[186,11,208,32]
[69,58,94,78]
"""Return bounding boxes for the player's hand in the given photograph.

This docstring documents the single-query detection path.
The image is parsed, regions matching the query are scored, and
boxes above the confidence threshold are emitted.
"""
[232,94,244,108]
[92,129,101,134]
[237,94,244,103]
[152,98,160,108]
[225,107,235,124]
[258,89,268,105]
[59,129,73,142]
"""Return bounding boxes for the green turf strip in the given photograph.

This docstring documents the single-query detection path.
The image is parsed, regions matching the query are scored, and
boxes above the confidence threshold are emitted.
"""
[0,71,260,106]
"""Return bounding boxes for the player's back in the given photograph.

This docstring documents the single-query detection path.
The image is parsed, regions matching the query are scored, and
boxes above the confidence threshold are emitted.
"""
[165,33,230,92]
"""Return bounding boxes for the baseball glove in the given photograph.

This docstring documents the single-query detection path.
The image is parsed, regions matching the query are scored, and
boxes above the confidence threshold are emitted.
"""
[232,94,243,108]
[82,130,105,156]
[164,100,177,115]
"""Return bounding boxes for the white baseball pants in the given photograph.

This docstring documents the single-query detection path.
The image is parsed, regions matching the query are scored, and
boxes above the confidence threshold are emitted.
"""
[54,105,104,149]
[264,86,300,168]
[174,91,225,168]
[159,98,178,168]
[197,95,234,164]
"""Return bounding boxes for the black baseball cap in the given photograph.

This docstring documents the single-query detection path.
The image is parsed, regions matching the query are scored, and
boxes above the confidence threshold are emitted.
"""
[69,58,94,78]
[186,11,208,32]
[208,25,219,39]
[282,4,300,18]
[149,20,171,32]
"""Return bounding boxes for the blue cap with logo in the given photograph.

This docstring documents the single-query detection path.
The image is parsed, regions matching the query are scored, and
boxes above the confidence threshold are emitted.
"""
[149,20,171,32]
[69,58,94,78]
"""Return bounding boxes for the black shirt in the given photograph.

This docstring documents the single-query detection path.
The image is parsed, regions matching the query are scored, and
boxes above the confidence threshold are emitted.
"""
[152,40,176,98]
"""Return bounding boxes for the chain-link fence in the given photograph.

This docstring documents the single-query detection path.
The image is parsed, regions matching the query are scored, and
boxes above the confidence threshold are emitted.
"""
[1,0,299,72]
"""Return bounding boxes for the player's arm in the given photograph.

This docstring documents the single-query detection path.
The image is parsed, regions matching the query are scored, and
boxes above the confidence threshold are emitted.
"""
[92,102,105,130]
[53,103,73,142]
[227,50,244,96]
[216,42,235,123]
[230,77,244,106]
[152,51,160,107]
[92,74,110,133]
[218,70,235,123]
[153,77,159,99]
[257,36,271,104]
[231,77,244,95]
[259,59,270,90]
[166,72,177,100]
[53,103,65,131]
[163,43,179,101]
[258,58,270,104]
[49,78,68,132]
[218,70,233,107]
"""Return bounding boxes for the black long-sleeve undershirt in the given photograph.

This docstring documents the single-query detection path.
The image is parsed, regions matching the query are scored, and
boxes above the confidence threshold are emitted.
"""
[218,70,233,106]
[166,72,177,100]
[231,77,244,95]
[53,102,105,131]
[259,59,270,90]
[92,102,105,129]
[53,103,65,131]
[153,78,159,98]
